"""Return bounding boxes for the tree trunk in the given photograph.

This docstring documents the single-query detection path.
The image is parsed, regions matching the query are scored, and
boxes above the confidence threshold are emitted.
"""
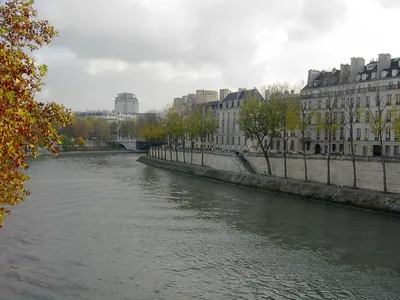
[259,137,272,175]
[201,139,205,166]
[169,136,173,161]
[158,145,160,159]
[283,131,287,178]
[302,131,308,181]
[183,139,186,164]
[175,143,178,162]
[191,141,193,164]
[327,134,331,185]
[164,143,167,160]
[349,129,357,188]
[380,133,388,193]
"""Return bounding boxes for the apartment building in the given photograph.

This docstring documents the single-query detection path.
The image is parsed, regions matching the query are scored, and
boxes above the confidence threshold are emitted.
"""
[196,89,218,104]
[301,53,400,157]
[191,100,219,149]
[114,92,139,115]
[214,88,264,152]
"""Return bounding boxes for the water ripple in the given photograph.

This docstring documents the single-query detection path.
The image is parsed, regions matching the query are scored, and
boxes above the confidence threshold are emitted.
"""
[0,153,399,300]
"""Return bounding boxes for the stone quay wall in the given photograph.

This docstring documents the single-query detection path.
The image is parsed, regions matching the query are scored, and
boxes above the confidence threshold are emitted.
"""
[138,155,400,216]
[148,147,400,194]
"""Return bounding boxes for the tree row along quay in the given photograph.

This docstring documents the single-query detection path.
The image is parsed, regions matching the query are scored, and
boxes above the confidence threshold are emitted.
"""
[140,86,399,194]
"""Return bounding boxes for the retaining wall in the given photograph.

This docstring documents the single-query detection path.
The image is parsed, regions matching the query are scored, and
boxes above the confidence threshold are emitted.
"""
[137,155,400,216]
[149,147,400,193]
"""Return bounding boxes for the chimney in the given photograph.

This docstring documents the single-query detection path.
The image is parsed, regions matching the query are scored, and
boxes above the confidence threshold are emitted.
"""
[377,53,391,79]
[265,89,271,100]
[350,57,365,82]
[340,64,350,83]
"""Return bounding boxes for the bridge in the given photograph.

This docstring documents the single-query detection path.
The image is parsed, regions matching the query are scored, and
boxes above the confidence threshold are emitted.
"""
[117,139,165,151]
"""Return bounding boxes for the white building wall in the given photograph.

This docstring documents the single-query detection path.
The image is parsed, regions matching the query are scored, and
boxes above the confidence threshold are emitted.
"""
[301,78,400,156]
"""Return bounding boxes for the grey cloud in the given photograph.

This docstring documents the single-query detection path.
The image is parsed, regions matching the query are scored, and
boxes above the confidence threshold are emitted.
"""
[377,0,400,8]
[31,0,395,112]
[301,0,346,33]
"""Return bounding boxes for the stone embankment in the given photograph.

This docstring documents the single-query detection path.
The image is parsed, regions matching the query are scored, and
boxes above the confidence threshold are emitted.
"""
[137,155,400,216]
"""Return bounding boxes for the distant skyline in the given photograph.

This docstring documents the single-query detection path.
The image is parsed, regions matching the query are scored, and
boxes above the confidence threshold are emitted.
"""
[33,0,400,113]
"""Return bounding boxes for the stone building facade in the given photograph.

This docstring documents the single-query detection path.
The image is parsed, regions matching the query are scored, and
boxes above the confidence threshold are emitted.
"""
[214,88,264,152]
[301,54,400,157]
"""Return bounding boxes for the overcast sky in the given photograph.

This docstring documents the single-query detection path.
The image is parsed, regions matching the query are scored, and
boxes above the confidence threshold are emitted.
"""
[33,0,400,113]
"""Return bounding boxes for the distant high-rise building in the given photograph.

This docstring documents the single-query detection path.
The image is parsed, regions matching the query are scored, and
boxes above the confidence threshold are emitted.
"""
[114,93,139,115]
[196,89,218,104]
[219,89,230,101]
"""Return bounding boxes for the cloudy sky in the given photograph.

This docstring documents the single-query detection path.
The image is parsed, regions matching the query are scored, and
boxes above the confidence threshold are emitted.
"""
[33,0,400,113]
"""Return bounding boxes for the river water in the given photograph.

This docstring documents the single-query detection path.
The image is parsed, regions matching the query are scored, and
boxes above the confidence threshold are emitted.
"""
[0,153,399,300]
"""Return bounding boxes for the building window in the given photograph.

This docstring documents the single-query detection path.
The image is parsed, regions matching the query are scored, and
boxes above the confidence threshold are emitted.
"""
[221,137,224,145]
[364,129,369,141]
[394,146,399,156]
[290,140,294,151]
[341,98,345,107]
[387,94,392,105]
[365,111,370,123]
[385,145,390,156]
[386,128,391,141]
[365,96,370,107]
[324,129,328,140]
[395,94,400,105]
[341,112,345,124]
[222,122,224,133]
[363,146,368,156]
[232,136,234,145]
[316,130,320,140]
[270,140,274,150]
[228,112,230,121]
[237,136,240,145]
[356,128,361,141]
[339,143,344,153]
[386,111,392,122]
[277,140,281,150]
[340,127,344,140]
[216,136,218,144]
[318,100,322,109]
[375,97,381,107]
[356,97,361,107]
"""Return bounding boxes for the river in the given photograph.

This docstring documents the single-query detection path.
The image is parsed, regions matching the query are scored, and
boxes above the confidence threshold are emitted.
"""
[0,153,399,300]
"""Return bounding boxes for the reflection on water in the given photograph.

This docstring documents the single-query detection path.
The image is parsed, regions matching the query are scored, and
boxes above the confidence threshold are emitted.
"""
[0,153,399,300]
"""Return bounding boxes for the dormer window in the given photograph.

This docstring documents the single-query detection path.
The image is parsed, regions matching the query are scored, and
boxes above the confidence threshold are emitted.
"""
[362,74,368,80]
[371,72,376,79]
[393,69,399,77]
[381,70,388,78]
[356,74,361,81]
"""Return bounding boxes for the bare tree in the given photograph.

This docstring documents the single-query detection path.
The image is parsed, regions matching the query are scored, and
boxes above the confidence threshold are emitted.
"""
[342,84,361,188]
[316,90,339,185]
[296,97,314,181]
[367,90,391,193]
